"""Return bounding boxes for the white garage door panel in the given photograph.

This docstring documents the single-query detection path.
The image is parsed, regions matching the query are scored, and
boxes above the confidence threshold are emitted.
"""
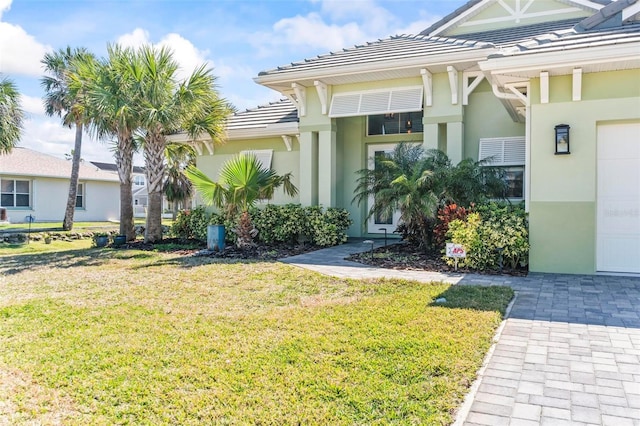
[597,122,640,274]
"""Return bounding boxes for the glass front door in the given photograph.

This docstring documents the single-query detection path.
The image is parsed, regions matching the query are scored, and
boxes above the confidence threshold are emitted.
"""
[367,144,401,234]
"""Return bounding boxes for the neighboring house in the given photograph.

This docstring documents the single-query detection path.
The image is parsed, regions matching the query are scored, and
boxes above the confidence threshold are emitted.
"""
[91,162,149,217]
[0,148,120,223]
[174,0,640,275]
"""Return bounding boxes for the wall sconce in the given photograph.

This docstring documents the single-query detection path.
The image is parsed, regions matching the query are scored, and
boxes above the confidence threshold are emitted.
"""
[406,119,412,134]
[555,124,570,155]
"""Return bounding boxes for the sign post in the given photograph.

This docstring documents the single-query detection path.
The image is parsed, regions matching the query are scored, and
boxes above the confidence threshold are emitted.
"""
[446,243,467,271]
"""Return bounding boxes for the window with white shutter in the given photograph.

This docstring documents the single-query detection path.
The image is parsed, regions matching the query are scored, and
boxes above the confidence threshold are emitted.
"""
[479,137,525,199]
[329,86,423,118]
[240,149,273,170]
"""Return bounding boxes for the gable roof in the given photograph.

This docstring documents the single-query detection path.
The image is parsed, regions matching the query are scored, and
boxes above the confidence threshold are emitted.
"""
[446,18,583,45]
[576,0,640,30]
[421,0,611,36]
[0,148,119,182]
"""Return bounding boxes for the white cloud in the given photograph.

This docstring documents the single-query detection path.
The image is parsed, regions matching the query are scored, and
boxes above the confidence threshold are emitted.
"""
[0,0,11,19]
[116,28,212,81]
[20,94,44,116]
[0,22,51,77]
[116,28,151,49]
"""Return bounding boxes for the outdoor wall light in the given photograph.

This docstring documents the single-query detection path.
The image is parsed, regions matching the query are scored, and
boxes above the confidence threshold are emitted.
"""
[555,124,570,155]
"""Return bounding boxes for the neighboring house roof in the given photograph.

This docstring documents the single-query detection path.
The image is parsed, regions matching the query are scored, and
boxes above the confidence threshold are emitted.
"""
[0,148,119,182]
[91,161,145,175]
[227,99,298,130]
[576,0,640,31]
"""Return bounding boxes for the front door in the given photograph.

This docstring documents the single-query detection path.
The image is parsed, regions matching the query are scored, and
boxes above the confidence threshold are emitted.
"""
[367,144,401,234]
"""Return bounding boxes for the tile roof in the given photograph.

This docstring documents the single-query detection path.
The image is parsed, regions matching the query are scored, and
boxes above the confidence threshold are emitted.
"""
[447,18,584,45]
[226,99,298,129]
[576,0,639,31]
[420,0,612,36]
[0,148,119,182]
[91,161,145,175]
[257,35,493,78]
[493,21,640,56]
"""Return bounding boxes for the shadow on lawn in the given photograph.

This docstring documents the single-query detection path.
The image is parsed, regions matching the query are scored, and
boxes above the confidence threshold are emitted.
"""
[129,254,277,270]
[0,248,155,276]
[429,285,514,314]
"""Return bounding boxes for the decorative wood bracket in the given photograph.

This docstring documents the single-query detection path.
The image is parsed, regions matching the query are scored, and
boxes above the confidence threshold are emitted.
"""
[292,83,306,117]
[447,66,459,105]
[573,68,582,102]
[281,135,293,152]
[314,81,329,115]
[540,71,549,104]
[505,83,530,106]
[462,71,485,105]
[420,68,433,107]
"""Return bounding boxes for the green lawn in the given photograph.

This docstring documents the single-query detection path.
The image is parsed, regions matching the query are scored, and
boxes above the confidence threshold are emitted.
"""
[0,219,173,233]
[0,247,512,425]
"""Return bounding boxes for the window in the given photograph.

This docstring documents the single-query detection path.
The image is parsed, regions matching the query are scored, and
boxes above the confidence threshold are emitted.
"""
[0,179,30,208]
[133,175,145,186]
[76,183,85,209]
[479,137,526,200]
[329,86,423,117]
[368,111,423,136]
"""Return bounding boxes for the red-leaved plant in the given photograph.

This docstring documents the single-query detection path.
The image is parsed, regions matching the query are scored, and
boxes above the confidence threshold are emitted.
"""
[433,203,472,249]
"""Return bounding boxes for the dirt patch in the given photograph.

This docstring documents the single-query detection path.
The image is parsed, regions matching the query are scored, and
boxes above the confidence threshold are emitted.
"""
[347,243,528,277]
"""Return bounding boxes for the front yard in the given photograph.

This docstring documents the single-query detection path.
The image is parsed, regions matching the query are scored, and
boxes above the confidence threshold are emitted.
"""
[0,247,512,425]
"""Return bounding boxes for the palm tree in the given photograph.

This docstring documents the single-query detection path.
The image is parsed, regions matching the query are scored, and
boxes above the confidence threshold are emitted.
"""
[41,47,95,231]
[163,143,196,219]
[0,76,24,154]
[134,45,232,243]
[76,45,140,241]
[353,143,507,249]
[185,153,298,248]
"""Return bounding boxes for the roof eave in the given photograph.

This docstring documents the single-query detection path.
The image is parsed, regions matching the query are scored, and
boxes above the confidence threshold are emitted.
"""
[254,48,495,89]
[480,41,640,75]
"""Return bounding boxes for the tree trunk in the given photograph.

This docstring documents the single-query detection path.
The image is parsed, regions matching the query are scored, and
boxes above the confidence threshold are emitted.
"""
[144,132,165,243]
[62,122,83,231]
[115,135,135,241]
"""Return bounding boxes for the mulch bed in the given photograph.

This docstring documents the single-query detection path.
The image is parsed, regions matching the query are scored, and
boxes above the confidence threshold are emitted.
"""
[347,243,528,277]
[117,238,320,260]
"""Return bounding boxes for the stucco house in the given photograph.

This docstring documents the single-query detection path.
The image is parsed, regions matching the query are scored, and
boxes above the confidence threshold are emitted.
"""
[176,0,640,275]
[0,148,120,223]
[91,161,150,217]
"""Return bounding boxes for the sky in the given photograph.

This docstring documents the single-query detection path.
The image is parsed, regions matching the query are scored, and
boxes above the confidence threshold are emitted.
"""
[0,0,468,165]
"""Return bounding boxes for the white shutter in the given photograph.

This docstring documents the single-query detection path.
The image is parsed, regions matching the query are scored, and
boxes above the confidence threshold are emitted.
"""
[241,149,273,169]
[329,86,423,118]
[479,137,525,166]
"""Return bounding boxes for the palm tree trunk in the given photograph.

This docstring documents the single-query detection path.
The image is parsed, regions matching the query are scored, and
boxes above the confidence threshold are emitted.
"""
[62,122,83,231]
[144,132,165,243]
[115,136,135,241]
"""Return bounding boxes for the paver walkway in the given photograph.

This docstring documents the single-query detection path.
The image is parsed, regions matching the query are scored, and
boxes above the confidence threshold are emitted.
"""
[282,240,640,426]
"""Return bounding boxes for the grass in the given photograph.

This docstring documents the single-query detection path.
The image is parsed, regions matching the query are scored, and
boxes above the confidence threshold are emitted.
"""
[0,247,513,425]
[0,219,173,232]
[0,239,92,256]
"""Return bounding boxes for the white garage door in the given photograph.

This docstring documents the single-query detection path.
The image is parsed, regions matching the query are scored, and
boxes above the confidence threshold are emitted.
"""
[597,122,640,274]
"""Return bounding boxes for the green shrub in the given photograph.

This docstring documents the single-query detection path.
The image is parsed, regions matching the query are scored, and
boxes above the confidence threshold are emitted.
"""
[304,206,352,247]
[172,206,211,241]
[251,204,306,245]
[445,203,528,271]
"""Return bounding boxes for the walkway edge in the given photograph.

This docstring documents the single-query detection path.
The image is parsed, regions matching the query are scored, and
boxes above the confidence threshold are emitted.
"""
[451,291,519,426]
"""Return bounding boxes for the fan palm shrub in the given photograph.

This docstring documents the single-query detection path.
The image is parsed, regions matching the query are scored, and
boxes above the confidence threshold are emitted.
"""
[185,153,298,248]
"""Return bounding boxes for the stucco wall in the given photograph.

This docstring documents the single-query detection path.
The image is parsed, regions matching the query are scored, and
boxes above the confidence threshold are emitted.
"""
[528,69,640,274]
[195,137,301,209]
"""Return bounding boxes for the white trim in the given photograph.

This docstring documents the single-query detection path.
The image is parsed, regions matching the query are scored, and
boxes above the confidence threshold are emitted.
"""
[292,83,307,117]
[463,71,485,105]
[281,135,294,152]
[572,68,582,102]
[420,69,433,107]
[540,71,549,104]
[623,2,640,20]
[459,7,583,27]
[314,81,329,115]
[447,66,459,105]
[525,106,531,213]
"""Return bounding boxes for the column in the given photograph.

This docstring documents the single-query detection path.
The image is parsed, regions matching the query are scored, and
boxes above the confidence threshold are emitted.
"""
[298,131,317,206]
[447,122,464,165]
[318,129,337,207]
[423,122,439,151]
